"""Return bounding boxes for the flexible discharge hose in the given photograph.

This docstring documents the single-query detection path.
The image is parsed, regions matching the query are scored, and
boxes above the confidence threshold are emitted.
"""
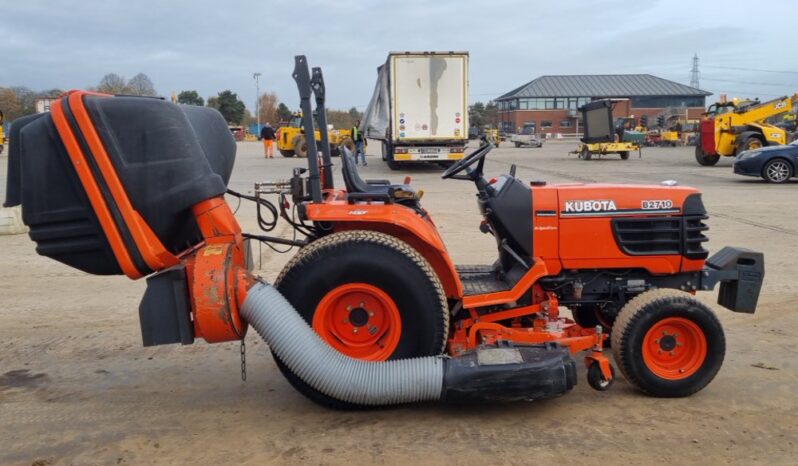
[241,282,445,406]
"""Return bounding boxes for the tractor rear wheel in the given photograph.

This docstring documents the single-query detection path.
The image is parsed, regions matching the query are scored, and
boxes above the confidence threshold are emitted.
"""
[292,135,308,158]
[273,231,449,408]
[611,289,725,397]
[695,145,720,166]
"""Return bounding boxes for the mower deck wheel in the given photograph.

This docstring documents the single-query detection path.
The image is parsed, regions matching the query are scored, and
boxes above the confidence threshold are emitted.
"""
[611,289,725,397]
[587,363,615,391]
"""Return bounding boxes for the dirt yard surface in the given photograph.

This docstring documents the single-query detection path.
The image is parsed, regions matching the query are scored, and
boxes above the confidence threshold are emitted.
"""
[1,141,796,465]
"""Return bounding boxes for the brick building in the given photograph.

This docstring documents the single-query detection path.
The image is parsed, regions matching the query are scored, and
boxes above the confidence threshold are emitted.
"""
[496,74,711,136]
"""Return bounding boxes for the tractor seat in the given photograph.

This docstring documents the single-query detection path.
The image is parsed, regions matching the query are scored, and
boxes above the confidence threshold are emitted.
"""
[340,148,417,205]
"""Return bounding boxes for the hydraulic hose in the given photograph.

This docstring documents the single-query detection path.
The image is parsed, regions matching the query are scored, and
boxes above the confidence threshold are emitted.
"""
[241,282,577,406]
[241,282,444,406]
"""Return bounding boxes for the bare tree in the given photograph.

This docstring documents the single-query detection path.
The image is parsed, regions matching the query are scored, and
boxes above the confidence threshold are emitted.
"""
[96,73,129,94]
[258,92,279,125]
[127,73,157,96]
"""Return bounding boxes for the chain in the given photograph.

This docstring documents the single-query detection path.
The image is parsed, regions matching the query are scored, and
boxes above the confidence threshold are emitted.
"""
[240,338,247,382]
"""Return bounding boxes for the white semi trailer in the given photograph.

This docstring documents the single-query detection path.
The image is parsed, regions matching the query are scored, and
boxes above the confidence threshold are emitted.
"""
[362,51,469,170]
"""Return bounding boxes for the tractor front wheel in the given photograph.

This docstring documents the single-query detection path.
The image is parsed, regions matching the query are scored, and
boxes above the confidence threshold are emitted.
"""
[611,289,725,397]
[273,231,449,408]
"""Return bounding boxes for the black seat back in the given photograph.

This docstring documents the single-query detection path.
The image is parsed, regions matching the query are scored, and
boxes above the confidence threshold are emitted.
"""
[340,147,370,193]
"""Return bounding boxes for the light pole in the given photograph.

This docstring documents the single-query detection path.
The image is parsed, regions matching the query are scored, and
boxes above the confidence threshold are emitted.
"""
[253,72,262,135]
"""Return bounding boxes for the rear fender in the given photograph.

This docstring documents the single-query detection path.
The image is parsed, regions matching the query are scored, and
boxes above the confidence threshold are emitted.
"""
[304,203,463,298]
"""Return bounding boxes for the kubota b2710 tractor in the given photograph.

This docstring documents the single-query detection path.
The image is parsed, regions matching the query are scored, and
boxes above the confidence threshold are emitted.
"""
[4,56,764,408]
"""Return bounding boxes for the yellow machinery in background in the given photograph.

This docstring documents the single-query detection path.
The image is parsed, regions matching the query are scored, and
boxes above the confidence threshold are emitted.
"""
[0,110,4,155]
[571,109,643,161]
[277,112,353,158]
[696,93,798,166]
[484,127,500,147]
[660,130,680,146]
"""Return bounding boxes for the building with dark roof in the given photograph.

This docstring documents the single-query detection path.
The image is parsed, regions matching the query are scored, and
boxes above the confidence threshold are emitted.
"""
[496,74,711,136]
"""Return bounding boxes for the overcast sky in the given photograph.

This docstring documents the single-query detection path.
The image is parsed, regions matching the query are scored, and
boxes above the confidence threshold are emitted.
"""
[2,0,796,112]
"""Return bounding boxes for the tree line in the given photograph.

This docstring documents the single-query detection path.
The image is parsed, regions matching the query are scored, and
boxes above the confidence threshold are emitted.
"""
[1,72,363,130]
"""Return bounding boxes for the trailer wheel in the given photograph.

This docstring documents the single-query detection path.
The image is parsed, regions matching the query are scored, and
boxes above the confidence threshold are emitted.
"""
[579,147,592,160]
[292,135,308,158]
[386,160,401,170]
[611,289,725,397]
[619,151,630,160]
[273,231,449,408]
[695,145,720,166]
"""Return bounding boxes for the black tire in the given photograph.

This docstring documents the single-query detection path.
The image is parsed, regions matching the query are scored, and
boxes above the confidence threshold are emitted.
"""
[587,363,615,391]
[611,289,725,397]
[737,135,764,153]
[695,145,720,166]
[579,146,592,160]
[386,159,401,171]
[514,142,522,148]
[619,151,630,160]
[762,158,793,183]
[279,149,295,158]
[437,161,456,169]
[272,231,449,409]
[292,135,308,158]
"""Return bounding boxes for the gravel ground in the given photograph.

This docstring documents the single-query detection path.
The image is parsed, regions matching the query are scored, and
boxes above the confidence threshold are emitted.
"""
[1,140,795,465]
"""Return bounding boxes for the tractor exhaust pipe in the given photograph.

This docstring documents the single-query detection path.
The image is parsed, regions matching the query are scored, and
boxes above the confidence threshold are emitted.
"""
[242,282,577,407]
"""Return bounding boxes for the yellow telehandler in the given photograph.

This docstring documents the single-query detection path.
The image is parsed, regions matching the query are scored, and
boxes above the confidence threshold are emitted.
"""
[277,112,354,158]
[696,93,798,166]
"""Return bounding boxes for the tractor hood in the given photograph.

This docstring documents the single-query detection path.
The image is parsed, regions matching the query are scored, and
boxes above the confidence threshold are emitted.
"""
[550,184,702,217]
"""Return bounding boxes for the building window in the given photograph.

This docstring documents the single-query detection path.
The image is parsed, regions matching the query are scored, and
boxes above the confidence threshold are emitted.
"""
[577,97,590,108]
[540,120,552,128]
[630,96,705,108]
[560,119,572,128]
[543,99,555,110]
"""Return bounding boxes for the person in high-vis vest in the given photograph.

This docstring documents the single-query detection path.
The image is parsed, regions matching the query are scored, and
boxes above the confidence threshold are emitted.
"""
[352,120,366,166]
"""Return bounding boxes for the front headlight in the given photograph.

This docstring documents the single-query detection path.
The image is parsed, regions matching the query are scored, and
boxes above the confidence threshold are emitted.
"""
[737,151,762,161]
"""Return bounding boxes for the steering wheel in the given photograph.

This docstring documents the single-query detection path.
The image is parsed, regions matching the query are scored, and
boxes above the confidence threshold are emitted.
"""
[441,140,494,180]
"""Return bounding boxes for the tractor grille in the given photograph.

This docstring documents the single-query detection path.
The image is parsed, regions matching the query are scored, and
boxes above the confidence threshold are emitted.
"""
[612,215,709,259]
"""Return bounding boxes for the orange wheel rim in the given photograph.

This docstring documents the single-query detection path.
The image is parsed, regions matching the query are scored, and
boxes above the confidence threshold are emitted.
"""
[642,317,707,380]
[312,283,401,361]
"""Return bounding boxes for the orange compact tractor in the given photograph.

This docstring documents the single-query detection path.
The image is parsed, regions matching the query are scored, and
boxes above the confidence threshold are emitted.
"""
[5,56,764,409]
